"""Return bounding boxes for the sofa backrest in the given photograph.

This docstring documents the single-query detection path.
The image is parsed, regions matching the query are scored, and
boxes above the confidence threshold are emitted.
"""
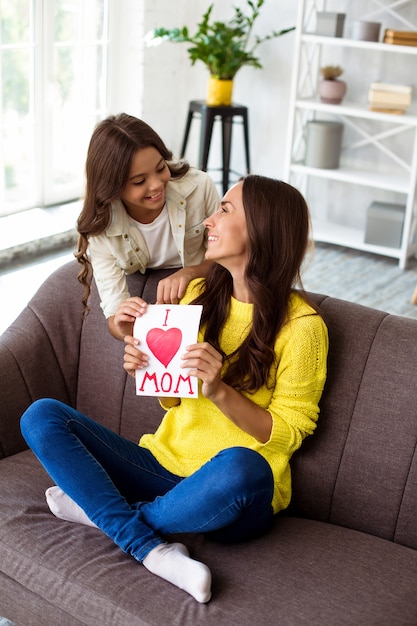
[291,295,417,551]
[3,260,417,551]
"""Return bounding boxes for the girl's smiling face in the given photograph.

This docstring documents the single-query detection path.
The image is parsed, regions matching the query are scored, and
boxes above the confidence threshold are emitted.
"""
[120,146,171,223]
[204,181,248,273]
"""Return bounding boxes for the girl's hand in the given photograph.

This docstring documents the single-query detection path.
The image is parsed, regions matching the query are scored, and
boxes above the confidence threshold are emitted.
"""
[123,335,149,377]
[156,262,214,304]
[109,297,148,340]
[156,269,193,304]
[181,342,224,400]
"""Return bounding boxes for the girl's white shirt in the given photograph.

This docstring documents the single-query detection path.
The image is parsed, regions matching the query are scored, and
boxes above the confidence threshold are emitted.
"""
[128,205,181,270]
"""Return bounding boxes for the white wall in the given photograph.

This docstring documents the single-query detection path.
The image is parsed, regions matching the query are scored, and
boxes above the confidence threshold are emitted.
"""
[111,0,298,185]
[110,0,417,199]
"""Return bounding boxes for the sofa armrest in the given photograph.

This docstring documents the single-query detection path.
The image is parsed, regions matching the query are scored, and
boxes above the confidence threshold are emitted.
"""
[0,313,73,458]
[0,261,84,459]
[0,262,180,458]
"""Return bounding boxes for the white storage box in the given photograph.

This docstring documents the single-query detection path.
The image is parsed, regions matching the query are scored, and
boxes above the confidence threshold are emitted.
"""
[315,12,345,37]
[365,201,405,248]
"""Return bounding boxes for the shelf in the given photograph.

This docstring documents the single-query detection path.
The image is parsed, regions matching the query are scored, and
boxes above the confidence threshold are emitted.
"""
[290,163,411,193]
[285,0,417,268]
[302,34,417,55]
[311,220,403,259]
[295,99,417,126]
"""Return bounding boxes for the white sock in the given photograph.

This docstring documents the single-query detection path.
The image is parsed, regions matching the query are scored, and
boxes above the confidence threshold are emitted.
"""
[143,542,212,603]
[45,486,97,528]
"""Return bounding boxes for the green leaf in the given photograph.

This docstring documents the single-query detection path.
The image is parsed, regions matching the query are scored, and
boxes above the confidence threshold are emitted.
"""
[150,0,295,80]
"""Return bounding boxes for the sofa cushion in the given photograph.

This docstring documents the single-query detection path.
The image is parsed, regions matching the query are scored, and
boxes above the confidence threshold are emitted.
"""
[2,449,417,625]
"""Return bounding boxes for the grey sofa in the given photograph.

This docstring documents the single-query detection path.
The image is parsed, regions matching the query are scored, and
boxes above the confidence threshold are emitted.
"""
[1,260,417,626]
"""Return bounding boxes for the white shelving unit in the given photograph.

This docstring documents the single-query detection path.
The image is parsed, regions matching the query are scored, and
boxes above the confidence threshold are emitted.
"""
[284,0,417,268]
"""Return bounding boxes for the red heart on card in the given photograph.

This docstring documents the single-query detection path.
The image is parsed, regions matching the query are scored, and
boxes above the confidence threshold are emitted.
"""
[146,327,182,368]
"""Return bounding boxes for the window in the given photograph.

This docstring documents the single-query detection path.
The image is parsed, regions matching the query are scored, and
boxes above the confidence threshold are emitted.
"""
[0,0,109,216]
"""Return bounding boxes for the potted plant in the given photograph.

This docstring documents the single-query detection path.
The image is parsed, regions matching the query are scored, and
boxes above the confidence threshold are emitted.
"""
[317,65,347,104]
[149,0,295,106]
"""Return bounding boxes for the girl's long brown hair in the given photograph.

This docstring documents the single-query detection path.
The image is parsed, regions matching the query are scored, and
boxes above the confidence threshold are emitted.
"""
[191,175,312,393]
[75,113,190,310]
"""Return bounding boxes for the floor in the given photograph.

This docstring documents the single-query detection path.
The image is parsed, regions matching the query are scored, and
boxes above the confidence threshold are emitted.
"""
[302,242,417,319]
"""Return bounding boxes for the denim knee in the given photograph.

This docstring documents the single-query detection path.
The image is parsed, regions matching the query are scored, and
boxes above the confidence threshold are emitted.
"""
[215,447,274,496]
[20,397,66,451]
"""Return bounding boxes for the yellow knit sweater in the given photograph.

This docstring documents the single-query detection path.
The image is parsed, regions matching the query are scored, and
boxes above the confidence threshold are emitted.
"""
[139,282,328,514]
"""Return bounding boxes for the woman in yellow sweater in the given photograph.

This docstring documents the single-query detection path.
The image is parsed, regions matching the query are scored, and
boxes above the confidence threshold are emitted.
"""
[20,175,328,604]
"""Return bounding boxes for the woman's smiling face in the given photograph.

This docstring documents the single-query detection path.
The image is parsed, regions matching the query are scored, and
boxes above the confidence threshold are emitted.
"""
[204,181,248,272]
[120,146,171,223]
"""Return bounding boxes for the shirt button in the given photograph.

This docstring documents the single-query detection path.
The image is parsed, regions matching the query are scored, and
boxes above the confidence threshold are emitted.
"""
[178,224,183,228]
[123,234,128,239]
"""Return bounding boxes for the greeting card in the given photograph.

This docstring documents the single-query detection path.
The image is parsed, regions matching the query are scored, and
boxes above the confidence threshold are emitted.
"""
[133,304,203,398]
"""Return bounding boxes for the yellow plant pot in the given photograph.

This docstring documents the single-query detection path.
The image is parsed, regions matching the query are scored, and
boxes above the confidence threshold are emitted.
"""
[206,76,234,106]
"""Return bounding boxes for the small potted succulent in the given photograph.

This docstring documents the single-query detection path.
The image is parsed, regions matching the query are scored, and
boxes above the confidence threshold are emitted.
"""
[317,65,347,104]
[149,0,295,106]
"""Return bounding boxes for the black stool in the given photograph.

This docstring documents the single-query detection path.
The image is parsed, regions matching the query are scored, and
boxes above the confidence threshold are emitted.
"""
[180,100,251,195]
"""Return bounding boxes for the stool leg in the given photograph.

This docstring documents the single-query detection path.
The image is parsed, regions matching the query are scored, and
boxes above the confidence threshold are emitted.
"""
[242,111,251,174]
[198,110,215,171]
[222,116,233,195]
[180,110,193,158]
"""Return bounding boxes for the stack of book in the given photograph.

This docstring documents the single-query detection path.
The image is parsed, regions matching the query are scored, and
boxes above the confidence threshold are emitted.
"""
[383,29,417,47]
[368,82,413,114]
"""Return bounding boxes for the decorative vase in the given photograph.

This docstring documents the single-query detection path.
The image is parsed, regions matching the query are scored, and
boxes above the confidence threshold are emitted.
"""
[317,79,347,104]
[206,76,233,106]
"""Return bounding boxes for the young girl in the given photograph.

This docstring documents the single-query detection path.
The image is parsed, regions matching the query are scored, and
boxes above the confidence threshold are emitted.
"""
[76,113,220,340]
[21,175,328,603]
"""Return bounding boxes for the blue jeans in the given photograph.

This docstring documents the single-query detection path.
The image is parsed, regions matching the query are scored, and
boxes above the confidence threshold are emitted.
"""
[20,398,274,562]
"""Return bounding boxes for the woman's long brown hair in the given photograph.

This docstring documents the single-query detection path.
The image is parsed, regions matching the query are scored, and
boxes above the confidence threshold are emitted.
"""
[191,175,312,393]
[75,113,190,310]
